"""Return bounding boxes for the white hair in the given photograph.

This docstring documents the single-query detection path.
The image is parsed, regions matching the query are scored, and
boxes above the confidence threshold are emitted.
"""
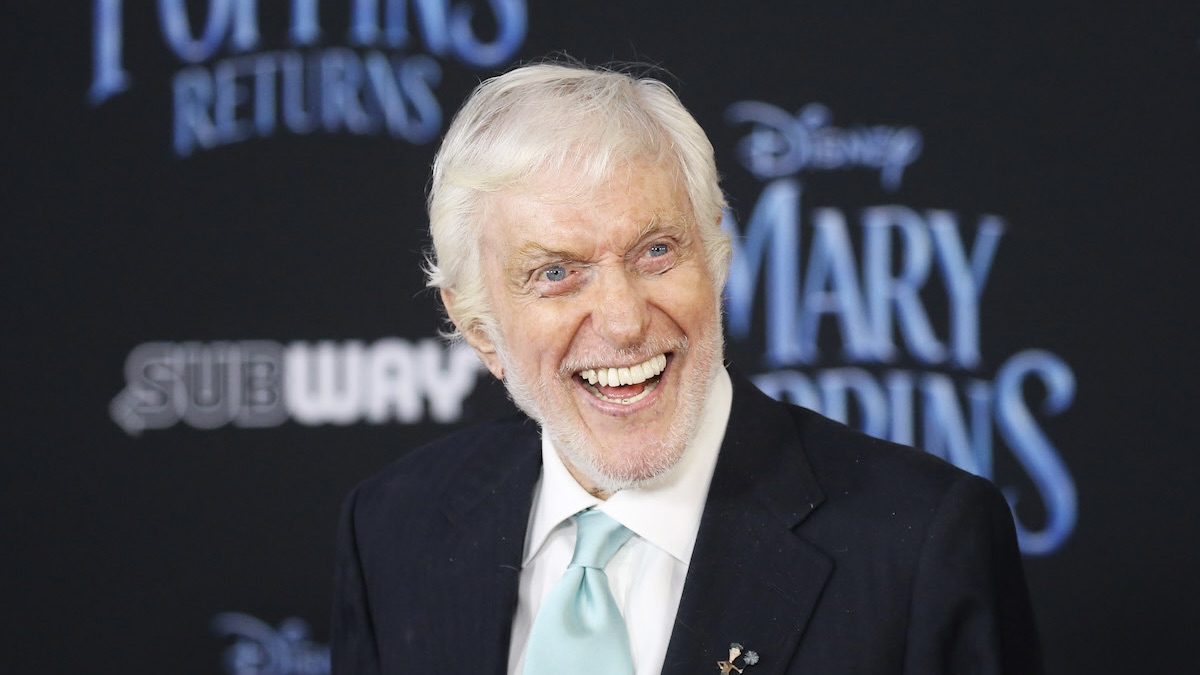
[425,61,731,340]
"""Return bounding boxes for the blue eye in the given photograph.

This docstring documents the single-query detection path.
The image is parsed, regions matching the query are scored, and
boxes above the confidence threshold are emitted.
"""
[543,265,567,281]
[648,243,669,257]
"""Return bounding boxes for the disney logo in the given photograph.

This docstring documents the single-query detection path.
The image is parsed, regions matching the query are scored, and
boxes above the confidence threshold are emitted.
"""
[725,101,923,191]
[212,612,330,675]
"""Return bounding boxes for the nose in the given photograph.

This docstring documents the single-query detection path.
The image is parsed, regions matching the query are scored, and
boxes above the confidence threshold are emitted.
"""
[591,267,651,348]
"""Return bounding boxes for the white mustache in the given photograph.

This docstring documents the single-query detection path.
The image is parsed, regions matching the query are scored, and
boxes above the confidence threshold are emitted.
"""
[557,336,688,376]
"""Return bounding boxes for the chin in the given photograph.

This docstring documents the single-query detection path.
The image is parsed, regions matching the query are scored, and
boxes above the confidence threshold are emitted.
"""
[554,427,690,494]
[497,318,725,494]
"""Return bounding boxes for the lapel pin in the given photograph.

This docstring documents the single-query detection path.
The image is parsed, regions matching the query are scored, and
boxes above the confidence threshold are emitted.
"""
[717,642,759,674]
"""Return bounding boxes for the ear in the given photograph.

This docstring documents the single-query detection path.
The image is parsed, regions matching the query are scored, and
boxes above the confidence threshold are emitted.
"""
[709,210,734,290]
[440,287,505,381]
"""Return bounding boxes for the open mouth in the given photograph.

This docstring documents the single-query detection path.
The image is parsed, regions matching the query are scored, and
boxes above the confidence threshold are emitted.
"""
[576,353,667,405]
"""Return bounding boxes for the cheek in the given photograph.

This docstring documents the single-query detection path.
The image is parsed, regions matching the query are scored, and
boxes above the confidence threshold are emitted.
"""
[658,273,720,330]
[505,305,576,371]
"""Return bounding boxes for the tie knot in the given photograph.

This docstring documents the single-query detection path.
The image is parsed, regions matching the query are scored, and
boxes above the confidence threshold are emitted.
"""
[570,509,633,569]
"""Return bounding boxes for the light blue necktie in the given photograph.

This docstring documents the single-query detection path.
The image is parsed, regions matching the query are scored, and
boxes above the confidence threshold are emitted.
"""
[522,508,635,675]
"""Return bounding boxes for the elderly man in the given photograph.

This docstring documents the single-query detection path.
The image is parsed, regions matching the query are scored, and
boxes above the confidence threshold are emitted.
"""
[332,63,1041,675]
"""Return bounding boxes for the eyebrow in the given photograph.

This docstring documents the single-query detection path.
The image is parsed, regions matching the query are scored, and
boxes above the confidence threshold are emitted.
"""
[510,242,585,268]
[509,214,693,272]
[635,215,691,244]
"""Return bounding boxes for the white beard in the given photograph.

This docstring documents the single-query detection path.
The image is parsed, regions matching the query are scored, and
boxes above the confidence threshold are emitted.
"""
[493,313,724,495]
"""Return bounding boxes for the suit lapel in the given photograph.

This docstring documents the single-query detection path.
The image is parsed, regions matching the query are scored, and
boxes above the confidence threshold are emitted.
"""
[663,374,832,675]
[430,417,542,675]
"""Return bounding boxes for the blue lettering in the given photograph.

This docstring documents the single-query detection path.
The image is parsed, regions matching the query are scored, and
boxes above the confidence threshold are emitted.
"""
[212,56,257,145]
[348,0,525,68]
[801,208,872,362]
[364,53,442,143]
[723,179,801,365]
[726,186,1000,368]
[928,211,1004,369]
[290,0,321,45]
[863,205,946,364]
[320,48,374,133]
[158,0,260,63]
[249,53,279,137]
[994,349,1077,555]
[448,0,527,68]
[350,0,447,49]
[752,370,820,411]
[921,374,992,478]
[89,0,132,104]
[173,66,218,156]
[885,370,915,445]
[818,367,888,439]
[92,0,526,151]
[211,612,331,675]
[281,51,320,134]
[726,101,923,190]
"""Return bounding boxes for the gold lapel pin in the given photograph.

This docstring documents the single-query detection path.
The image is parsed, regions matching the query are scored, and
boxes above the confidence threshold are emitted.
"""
[717,642,759,674]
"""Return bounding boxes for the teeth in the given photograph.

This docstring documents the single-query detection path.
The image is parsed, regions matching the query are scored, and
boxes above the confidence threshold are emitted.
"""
[578,354,667,387]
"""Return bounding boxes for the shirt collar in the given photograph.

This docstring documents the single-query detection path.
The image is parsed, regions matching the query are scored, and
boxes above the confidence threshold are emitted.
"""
[522,368,733,565]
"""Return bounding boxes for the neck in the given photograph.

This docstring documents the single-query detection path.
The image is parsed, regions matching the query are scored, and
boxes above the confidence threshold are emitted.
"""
[560,456,615,499]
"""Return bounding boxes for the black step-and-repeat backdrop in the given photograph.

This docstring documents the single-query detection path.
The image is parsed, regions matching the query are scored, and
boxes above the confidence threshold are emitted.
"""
[6,2,1198,673]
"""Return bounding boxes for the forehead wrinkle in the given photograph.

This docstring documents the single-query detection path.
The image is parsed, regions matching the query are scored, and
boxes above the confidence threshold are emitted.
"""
[511,211,688,265]
[633,213,691,244]
[491,171,695,276]
[512,239,592,267]
[616,212,694,261]
[568,212,691,262]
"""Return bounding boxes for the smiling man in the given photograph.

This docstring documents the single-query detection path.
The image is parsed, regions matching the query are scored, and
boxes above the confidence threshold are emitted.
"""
[466,160,724,497]
[332,62,1043,675]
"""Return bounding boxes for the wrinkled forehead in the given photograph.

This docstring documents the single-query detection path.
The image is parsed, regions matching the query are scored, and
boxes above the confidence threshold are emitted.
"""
[471,158,696,264]
[486,154,692,217]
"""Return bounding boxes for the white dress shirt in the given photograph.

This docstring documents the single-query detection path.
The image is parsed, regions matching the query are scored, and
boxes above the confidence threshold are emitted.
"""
[506,369,734,675]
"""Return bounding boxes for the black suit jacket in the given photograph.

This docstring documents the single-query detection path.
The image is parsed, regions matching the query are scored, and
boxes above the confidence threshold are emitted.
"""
[333,371,1042,674]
